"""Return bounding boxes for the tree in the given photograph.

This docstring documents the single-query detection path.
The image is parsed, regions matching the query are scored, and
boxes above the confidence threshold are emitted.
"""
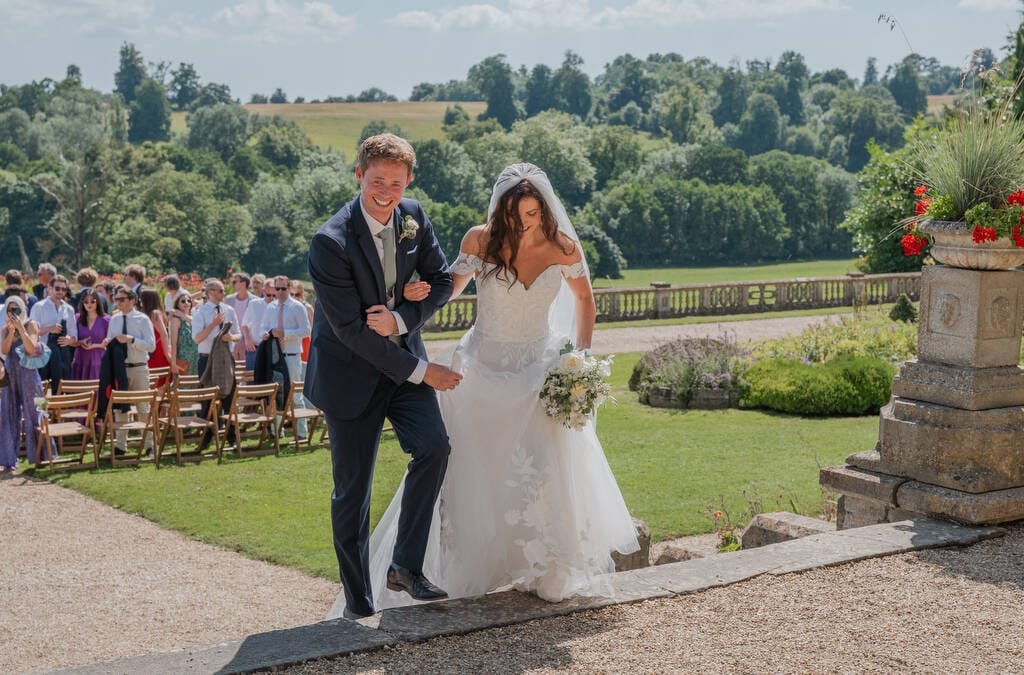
[774,50,808,124]
[128,78,171,143]
[887,58,927,119]
[65,64,82,85]
[683,144,748,185]
[657,81,704,144]
[186,103,250,161]
[269,88,288,104]
[114,42,147,104]
[605,54,654,112]
[826,87,906,171]
[552,51,592,118]
[863,57,879,87]
[253,123,312,171]
[510,111,595,208]
[525,64,556,117]
[735,93,782,155]
[358,120,406,145]
[249,93,269,104]
[586,125,644,191]
[713,67,748,126]
[355,87,396,102]
[468,55,518,129]
[410,139,487,209]
[169,62,201,110]
[191,82,234,110]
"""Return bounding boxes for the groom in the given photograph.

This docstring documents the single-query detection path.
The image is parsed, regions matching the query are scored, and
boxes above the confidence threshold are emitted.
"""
[306,133,462,619]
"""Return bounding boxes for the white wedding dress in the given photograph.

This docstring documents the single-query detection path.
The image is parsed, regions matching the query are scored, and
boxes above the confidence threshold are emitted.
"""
[327,253,639,618]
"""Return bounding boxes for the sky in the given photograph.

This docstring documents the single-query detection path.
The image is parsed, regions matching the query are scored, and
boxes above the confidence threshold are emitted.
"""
[1,0,1022,101]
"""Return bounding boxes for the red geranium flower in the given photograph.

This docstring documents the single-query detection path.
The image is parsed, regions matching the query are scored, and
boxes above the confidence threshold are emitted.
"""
[914,184,927,196]
[972,225,998,243]
[1013,226,1024,248]
[1007,189,1024,206]
[901,233,927,256]
[914,198,932,215]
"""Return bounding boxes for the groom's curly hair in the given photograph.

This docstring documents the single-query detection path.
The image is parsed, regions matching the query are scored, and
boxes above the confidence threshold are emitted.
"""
[357,133,417,174]
[483,179,571,288]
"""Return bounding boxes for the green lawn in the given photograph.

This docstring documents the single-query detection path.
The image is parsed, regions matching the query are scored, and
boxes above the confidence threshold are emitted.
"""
[43,351,877,581]
[171,101,488,154]
[592,259,861,289]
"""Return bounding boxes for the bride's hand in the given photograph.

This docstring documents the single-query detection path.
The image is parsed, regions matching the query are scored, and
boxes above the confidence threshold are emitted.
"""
[402,281,430,302]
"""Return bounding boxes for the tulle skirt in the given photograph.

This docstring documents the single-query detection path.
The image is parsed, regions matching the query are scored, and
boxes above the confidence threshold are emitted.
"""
[328,326,638,617]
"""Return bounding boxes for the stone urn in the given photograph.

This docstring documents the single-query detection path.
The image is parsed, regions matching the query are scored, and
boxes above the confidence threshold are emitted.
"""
[919,220,1024,270]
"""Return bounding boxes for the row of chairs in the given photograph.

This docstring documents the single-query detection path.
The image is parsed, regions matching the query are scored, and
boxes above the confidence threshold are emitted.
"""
[36,367,324,471]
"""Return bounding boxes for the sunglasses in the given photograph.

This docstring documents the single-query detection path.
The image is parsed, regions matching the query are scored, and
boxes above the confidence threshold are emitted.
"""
[53,286,68,292]
[290,292,302,298]
[114,296,130,302]
[275,286,288,291]
[178,298,193,305]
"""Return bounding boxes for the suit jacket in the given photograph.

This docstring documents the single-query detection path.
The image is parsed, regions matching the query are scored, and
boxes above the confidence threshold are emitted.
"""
[200,322,236,397]
[253,337,291,410]
[304,196,453,419]
[97,339,129,419]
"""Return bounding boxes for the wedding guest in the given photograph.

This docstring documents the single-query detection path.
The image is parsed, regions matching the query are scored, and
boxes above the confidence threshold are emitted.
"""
[124,264,145,296]
[139,288,173,388]
[6,270,38,312]
[260,275,311,437]
[192,278,241,449]
[70,288,110,380]
[226,272,255,365]
[163,274,185,314]
[168,292,198,378]
[29,274,77,393]
[241,277,274,370]
[103,286,155,454]
[72,267,108,313]
[289,280,314,380]
[0,296,43,470]
[32,263,54,305]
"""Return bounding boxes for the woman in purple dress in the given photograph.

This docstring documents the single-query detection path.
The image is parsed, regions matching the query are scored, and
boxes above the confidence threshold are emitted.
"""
[70,288,110,381]
[0,295,44,471]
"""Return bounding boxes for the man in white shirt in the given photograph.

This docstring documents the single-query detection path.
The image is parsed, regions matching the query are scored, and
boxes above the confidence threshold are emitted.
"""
[103,286,156,453]
[225,272,255,367]
[192,278,242,448]
[242,279,274,370]
[29,274,78,393]
[260,275,311,437]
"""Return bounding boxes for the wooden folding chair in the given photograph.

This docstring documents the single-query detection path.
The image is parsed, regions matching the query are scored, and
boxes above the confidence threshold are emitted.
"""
[56,379,100,425]
[175,373,202,388]
[100,388,159,467]
[280,380,323,451]
[223,382,279,458]
[235,369,255,385]
[157,386,222,465]
[37,391,98,470]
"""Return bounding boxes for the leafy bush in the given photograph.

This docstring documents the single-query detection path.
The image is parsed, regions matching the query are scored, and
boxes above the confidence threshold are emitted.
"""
[752,308,916,365]
[889,293,918,323]
[630,336,747,405]
[740,356,895,416]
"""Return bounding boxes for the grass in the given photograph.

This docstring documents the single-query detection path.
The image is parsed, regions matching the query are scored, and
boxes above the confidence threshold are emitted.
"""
[42,350,877,581]
[592,259,860,289]
[170,101,488,154]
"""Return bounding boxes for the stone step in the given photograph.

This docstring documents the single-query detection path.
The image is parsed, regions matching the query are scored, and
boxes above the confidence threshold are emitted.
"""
[58,519,1005,675]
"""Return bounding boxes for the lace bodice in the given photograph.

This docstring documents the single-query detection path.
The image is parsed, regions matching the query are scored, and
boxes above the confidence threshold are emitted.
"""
[450,253,586,343]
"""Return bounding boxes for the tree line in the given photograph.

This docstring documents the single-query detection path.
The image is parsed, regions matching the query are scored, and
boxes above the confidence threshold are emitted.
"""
[0,36,1007,281]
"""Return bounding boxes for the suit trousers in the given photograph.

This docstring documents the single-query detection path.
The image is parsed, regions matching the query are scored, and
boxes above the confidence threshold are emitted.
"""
[327,375,450,616]
[115,364,151,450]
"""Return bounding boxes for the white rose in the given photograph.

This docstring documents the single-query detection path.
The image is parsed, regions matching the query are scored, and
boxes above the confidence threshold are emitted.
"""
[559,352,584,372]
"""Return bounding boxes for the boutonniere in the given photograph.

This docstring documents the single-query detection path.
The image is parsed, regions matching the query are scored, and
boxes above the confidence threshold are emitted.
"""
[399,214,419,243]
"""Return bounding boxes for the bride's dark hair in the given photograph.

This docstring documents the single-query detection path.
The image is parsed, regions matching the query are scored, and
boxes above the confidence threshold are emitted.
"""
[483,179,571,286]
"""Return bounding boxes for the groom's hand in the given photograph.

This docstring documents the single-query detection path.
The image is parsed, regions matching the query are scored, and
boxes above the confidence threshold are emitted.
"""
[423,363,462,391]
[365,305,398,337]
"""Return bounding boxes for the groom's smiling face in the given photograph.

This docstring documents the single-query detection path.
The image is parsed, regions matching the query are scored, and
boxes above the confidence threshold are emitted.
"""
[356,160,413,224]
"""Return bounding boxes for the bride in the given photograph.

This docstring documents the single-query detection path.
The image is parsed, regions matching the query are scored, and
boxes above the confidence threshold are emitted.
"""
[329,163,638,617]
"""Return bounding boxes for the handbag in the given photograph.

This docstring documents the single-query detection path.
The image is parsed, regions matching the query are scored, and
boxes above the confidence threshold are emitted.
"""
[0,359,8,388]
[175,358,190,375]
[15,342,52,370]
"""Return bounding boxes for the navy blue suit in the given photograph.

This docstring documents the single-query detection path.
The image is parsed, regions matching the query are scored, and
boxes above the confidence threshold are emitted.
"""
[305,196,453,616]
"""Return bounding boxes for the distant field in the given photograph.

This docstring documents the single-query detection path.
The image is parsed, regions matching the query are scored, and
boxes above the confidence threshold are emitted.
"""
[927,94,956,116]
[170,101,487,154]
[592,259,860,289]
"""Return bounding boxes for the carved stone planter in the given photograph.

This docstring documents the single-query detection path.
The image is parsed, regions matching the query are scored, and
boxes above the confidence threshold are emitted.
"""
[919,220,1024,270]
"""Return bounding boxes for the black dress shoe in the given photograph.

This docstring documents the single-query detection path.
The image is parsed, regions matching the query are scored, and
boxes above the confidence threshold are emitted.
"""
[386,563,449,601]
[341,607,372,621]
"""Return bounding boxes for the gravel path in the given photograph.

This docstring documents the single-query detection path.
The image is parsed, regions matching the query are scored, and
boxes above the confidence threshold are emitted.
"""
[284,525,1024,674]
[0,473,337,674]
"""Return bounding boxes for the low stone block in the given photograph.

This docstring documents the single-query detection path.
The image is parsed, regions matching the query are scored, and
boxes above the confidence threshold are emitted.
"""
[611,517,650,571]
[896,481,1024,525]
[820,465,906,506]
[739,511,834,549]
[836,494,889,530]
[892,359,1024,410]
[652,543,704,565]
[877,399,1024,493]
[846,448,884,472]
[917,266,1024,369]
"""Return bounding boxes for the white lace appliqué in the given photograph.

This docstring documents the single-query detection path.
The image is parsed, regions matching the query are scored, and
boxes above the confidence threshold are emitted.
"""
[449,252,484,276]
[559,260,587,279]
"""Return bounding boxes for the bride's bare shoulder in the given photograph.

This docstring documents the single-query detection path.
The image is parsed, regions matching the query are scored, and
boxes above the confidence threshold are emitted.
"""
[553,231,583,264]
[460,225,490,256]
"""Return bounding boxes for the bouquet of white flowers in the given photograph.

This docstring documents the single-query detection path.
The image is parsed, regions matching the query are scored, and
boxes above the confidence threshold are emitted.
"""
[539,342,614,431]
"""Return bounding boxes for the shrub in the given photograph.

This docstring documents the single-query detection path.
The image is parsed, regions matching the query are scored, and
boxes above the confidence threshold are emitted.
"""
[752,307,916,365]
[630,335,747,405]
[889,293,918,323]
[740,356,895,416]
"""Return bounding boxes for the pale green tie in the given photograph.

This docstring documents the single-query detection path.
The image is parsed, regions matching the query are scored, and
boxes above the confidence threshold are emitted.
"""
[378,227,396,300]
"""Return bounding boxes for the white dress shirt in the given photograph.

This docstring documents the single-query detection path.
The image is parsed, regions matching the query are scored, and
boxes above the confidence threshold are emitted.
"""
[226,292,254,327]
[105,309,155,363]
[29,297,78,339]
[243,298,268,341]
[259,297,311,354]
[359,197,427,384]
[191,301,241,355]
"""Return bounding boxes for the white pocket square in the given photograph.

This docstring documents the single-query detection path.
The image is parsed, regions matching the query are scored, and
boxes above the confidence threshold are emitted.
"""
[405,245,418,254]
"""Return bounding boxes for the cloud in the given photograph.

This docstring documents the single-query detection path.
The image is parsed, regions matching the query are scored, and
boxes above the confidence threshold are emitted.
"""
[390,0,847,31]
[956,0,1018,11]
[212,0,355,43]
[0,0,153,32]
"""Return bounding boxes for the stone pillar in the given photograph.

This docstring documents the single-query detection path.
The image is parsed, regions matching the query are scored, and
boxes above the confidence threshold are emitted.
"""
[821,265,1024,527]
[651,282,671,319]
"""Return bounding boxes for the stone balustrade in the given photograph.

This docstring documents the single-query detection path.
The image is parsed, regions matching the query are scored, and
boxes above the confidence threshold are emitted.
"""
[426,272,921,332]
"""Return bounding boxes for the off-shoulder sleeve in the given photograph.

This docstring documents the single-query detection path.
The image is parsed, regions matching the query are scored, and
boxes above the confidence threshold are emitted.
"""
[559,261,587,279]
[449,252,484,275]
